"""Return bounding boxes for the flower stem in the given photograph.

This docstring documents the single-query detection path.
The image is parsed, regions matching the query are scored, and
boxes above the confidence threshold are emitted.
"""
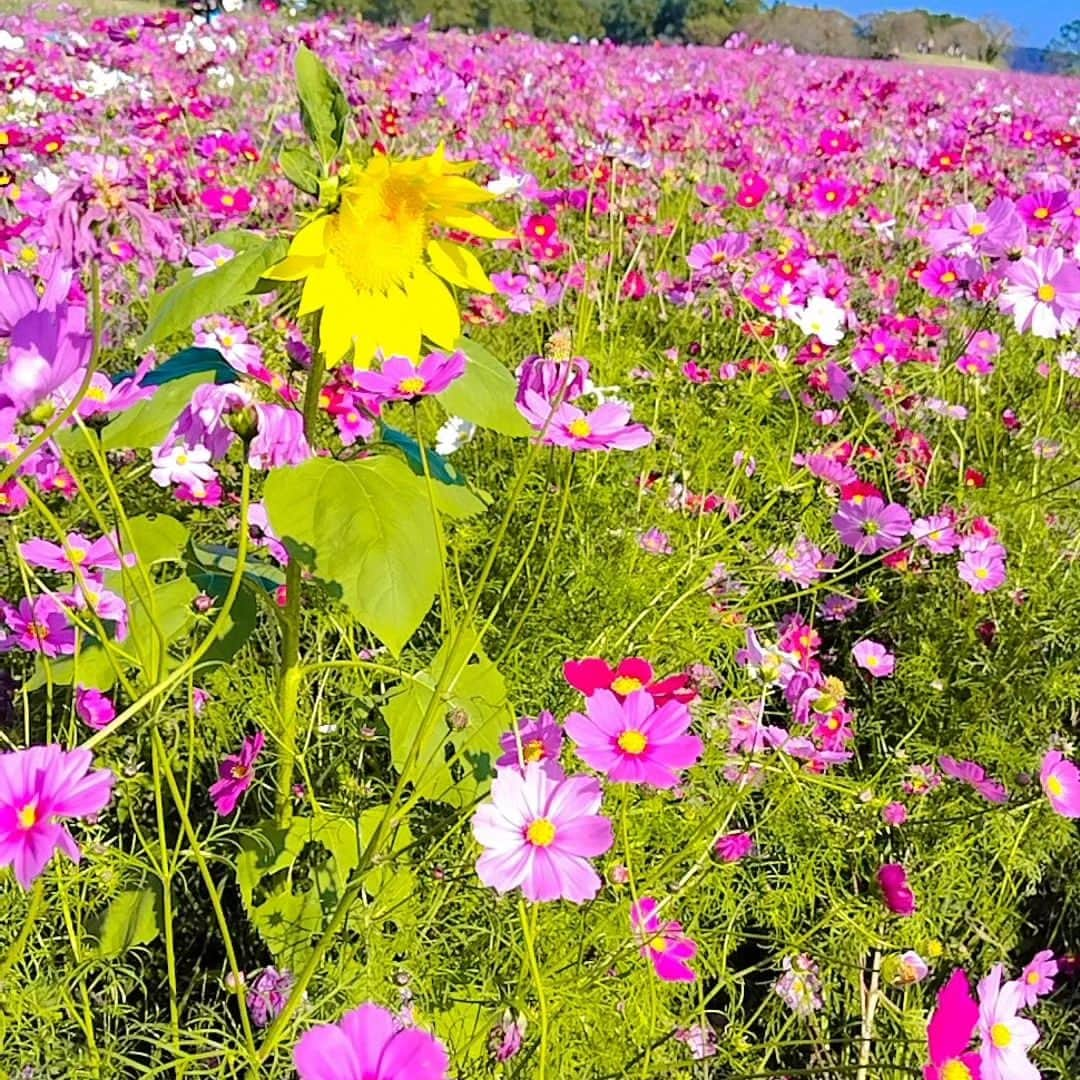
[519,898,548,1080]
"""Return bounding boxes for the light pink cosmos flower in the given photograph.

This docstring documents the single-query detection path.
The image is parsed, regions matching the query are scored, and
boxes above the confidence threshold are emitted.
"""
[1017,950,1057,1008]
[631,896,697,981]
[294,1002,449,1080]
[924,968,982,1080]
[526,393,652,451]
[976,964,1040,1080]
[958,550,1006,594]
[354,351,466,403]
[938,755,1008,804]
[852,639,895,678]
[911,514,959,555]
[188,243,236,277]
[496,711,564,776]
[999,246,1080,339]
[832,496,912,555]
[20,531,130,574]
[0,745,114,888]
[209,732,264,816]
[1040,750,1080,818]
[564,689,702,789]
[472,763,613,903]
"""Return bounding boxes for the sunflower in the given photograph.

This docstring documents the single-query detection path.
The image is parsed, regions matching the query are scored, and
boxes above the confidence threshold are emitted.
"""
[266,145,510,365]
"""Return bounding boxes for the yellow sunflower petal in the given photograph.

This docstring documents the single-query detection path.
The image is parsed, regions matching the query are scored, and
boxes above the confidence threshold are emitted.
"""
[298,268,332,316]
[319,301,355,364]
[427,239,494,294]
[373,286,422,360]
[288,215,330,257]
[263,254,320,282]
[427,176,497,205]
[405,266,460,349]
[430,205,513,240]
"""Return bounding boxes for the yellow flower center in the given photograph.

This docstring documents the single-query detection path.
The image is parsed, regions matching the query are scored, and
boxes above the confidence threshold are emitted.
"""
[221,334,235,347]
[230,764,250,781]
[221,194,235,207]
[176,453,188,465]
[941,1062,972,1080]
[86,386,107,402]
[567,418,591,438]
[617,729,648,755]
[398,376,427,395]
[1033,207,1049,220]
[1027,970,1041,984]
[1047,775,1064,797]
[16,803,37,830]
[975,567,989,579]
[70,548,86,564]
[28,622,50,641]
[611,676,644,695]
[967,222,986,236]
[1037,283,1056,303]
[647,934,668,952]
[522,739,546,763]
[526,818,556,847]
[940,271,956,284]
[328,170,429,295]
[990,1022,1012,1048]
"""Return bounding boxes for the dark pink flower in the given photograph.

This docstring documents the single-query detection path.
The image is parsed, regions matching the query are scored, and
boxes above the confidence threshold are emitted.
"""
[924,969,982,1080]
[877,862,916,916]
[209,732,265,816]
[631,896,697,982]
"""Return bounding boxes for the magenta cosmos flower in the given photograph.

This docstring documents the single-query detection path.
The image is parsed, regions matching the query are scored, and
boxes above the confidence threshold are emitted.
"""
[0,745,114,888]
[958,549,1006,595]
[631,897,697,982]
[1040,750,1080,818]
[496,711,564,776]
[999,246,1080,339]
[353,351,466,403]
[20,531,129,574]
[852,639,895,678]
[977,964,1040,1080]
[0,595,76,658]
[472,763,613,903]
[715,831,754,862]
[832,496,911,555]
[564,689,702,789]
[876,862,916,916]
[294,1002,449,1080]
[209,732,264,816]
[563,656,695,705]
[924,968,981,1080]
[938,755,1008,804]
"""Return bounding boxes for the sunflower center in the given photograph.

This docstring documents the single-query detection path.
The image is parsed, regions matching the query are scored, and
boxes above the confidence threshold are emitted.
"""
[990,1022,1012,1048]
[1047,775,1064,797]
[567,418,591,438]
[617,729,648,755]
[398,376,427,395]
[1037,283,1056,303]
[611,675,644,695]
[522,739,546,763]
[16,803,38,830]
[526,818,556,847]
[328,172,429,295]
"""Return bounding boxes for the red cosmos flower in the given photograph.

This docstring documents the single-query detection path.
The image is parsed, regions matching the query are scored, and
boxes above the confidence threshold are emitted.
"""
[563,657,697,705]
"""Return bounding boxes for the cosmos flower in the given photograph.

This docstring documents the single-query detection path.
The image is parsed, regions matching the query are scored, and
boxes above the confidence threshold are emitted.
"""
[74,687,116,730]
[353,351,466,403]
[852,639,895,678]
[976,964,1040,1080]
[472,763,613,903]
[266,145,510,364]
[876,863,916,916]
[532,396,652,451]
[630,897,697,982]
[789,294,846,346]
[832,496,912,555]
[1016,950,1057,1008]
[938,755,1008,804]
[0,595,76,657]
[1040,750,1080,818]
[923,968,982,1080]
[209,732,265,816]
[496,711,564,776]
[999,246,1080,339]
[0,745,114,888]
[714,831,754,862]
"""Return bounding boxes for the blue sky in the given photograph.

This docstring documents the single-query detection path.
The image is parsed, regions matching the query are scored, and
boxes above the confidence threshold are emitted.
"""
[828,0,1065,48]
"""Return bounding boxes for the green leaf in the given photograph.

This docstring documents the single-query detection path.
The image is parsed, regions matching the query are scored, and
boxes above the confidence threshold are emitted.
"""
[100,373,209,451]
[120,514,190,567]
[90,887,161,958]
[295,45,349,164]
[280,145,321,195]
[28,642,120,691]
[380,424,488,518]
[139,347,238,387]
[437,337,533,437]
[384,638,512,808]
[139,236,288,348]
[264,456,440,654]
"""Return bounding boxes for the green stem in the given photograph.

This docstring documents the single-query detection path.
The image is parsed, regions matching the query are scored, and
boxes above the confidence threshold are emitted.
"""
[0,878,44,980]
[519,899,548,1080]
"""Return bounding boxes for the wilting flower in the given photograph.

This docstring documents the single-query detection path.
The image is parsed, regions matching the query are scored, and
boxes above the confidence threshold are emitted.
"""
[247,405,311,470]
[496,711,564,776]
[75,687,116,730]
[938,755,1008,804]
[977,964,1040,1080]
[489,1010,525,1063]
[247,967,295,1028]
[564,689,702,789]
[294,1002,449,1080]
[852,639,895,678]
[924,968,981,1080]
[1040,750,1080,818]
[472,763,613,903]
[1017,950,1057,1007]
[774,953,823,1015]
[266,145,510,364]
[890,950,929,986]
[715,831,754,862]
[0,745,114,888]
[876,862,917,916]
[675,1023,717,1059]
[631,896,697,982]
[209,732,264,815]
[354,351,466,403]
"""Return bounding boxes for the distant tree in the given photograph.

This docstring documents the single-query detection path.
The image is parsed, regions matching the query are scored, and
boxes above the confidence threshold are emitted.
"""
[683,0,760,45]
[601,0,657,43]
[481,0,533,32]
[975,16,1012,64]
[1048,19,1080,73]
[864,9,930,56]
[739,5,863,57]
[528,0,603,40]
[412,0,480,30]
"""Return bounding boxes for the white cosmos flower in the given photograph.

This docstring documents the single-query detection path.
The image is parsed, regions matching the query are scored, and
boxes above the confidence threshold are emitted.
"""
[435,417,477,457]
[789,295,847,347]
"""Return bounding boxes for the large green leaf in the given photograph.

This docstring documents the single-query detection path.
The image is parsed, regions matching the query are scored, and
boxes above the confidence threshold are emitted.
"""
[119,514,189,567]
[280,145,320,195]
[437,337,533,437]
[263,456,440,654]
[295,45,349,164]
[100,374,209,451]
[90,887,161,958]
[139,236,288,348]
[384,638,512,808]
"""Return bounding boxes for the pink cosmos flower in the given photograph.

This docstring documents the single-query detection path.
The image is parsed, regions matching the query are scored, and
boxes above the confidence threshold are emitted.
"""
[810,177,849,215]
[877,863,916,916]
[852,639,895,678]
[194,315,263,375]
[472,763,613,903]
[248,966,295,1028]
[0,745,114,888]
[999,246,1080,339]
[938,755,1008,804]
[714,831,754,862]
[209,732,264,816]
[188,243,236,276]
[1017,950,1057,1008]
[353,351,466,403]
[882,802,908,826]
[200,186,253,216]
[631,896,697,981]
[248,404,312,470]
[564,689,703,789]
[1016,189,1070,230]
[958,550,1006,594]
[1040,750,1080,818]
[0,595,76,657]
[496,711,564,776]
[832,496,912,555]
[294,1002,449,1080]
[927,198,1024,257]
[924,968,982,1080]
[563,657,695,705]
[20,531,130,574]
[912,514,959,555]
[75,687,116,730]
[976,964,1040,1080]
[528,394,652,451]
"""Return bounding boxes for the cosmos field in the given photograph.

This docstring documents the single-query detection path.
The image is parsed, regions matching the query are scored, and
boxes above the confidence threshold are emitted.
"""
[1,5,1080,1077]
